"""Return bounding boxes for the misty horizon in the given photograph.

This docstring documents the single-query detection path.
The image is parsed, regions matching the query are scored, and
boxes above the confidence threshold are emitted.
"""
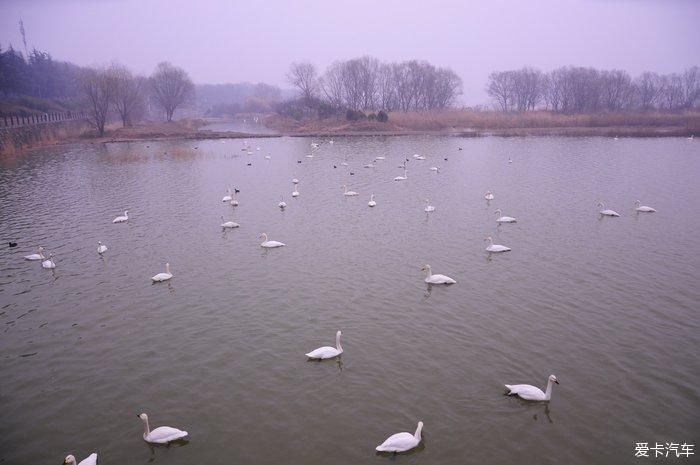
[1,0,698,105]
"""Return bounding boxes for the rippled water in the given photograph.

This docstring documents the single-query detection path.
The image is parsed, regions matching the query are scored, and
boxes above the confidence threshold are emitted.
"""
[1,136,699,465]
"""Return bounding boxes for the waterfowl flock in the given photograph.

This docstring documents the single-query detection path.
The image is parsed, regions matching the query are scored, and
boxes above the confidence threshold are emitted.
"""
[13,137,663,462]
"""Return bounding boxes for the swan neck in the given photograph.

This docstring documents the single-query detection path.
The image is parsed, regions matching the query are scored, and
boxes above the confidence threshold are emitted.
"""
[425,266,432,278]
[142,416,150,435]
[336,332,342,352]
[544,379,554,400]
[166,263,171,274]
[414,423,423,439]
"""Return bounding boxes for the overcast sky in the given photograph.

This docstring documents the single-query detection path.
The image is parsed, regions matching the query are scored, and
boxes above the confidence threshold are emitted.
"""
[1,0,698,104]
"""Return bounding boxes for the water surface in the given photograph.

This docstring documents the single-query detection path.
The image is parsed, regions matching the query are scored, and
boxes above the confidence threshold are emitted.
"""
[1,136,699,464]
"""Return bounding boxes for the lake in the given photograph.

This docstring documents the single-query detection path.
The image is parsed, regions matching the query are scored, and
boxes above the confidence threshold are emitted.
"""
[0,135,698,464]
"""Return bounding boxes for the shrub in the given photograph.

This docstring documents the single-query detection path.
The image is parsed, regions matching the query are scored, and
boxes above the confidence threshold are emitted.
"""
[377,110,389,122]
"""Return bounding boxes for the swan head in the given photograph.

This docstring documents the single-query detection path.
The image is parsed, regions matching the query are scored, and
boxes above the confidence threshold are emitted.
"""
[548,375,559,385]
[98,241,102,245]
[415,421,424,437]
[596,202,604,208]
[138,412,148,421]
[124,210,129,215]
[63,455,76,465]
[38,246,44,251]
[421,264,431,272]
[259,233,268,240]
[336,330,342,338]
[635,200,641,206]
[494,209,502,215]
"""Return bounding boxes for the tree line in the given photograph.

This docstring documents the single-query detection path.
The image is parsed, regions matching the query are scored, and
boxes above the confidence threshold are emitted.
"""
[0,45,82,100]
[486,66,700,113]
[1,45,194,135]
[283,56,463,118]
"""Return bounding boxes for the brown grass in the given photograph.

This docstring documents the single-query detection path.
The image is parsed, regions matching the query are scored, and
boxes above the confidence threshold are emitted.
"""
[389,109,700,131]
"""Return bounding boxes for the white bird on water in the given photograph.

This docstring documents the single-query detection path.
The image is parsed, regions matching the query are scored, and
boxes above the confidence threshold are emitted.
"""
[97,241,108,254]
[63,453,97,465]
[113,210,129,223]
[138,413,188,444]
[24,246,45,261]
[495,209,517,223]
[635,200,656,213]
[505,374,559,401]
[484,191,494,201]
[394,169,408,181]
[292,178,299,184]
[222,189,232,202]
[424,199,435,212]
[292,185,300,197]
[485,237,511,253]
[279,196,287,209]
[430,166,440,172]
[422,264,456,284]
[368,194,377,207]
[376,421,424,453]
[42,253,56,269]
[220,216,240,229]
[597,202,620,217]
[342,185,359,196]
[260,233,285,248]
[151,263,173,282]
[305,330,343,359]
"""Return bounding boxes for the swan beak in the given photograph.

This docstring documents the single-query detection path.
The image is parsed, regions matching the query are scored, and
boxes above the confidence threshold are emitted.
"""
[555,380,560,384]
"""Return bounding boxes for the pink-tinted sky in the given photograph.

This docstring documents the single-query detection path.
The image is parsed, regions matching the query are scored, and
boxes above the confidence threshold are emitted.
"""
[0,0,698,104]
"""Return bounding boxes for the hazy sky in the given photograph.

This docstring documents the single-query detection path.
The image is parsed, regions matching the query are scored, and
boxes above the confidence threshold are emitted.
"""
[1,0,698,104]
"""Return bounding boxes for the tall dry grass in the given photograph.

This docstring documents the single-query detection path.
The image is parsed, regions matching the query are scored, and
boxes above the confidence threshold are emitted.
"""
[389,109,700,131]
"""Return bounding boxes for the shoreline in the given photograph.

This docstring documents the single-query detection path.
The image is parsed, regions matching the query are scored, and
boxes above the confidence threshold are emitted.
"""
[3,119,696,156]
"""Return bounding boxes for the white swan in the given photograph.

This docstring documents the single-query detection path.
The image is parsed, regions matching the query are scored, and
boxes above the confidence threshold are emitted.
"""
[688,135,694,140]
[342,185,359,196]
[230,195,239,206]
[222,189,232,202]
[485,236,511,253]
[597,202,620,217]
[279,196,287,209]
[138,413,188,444]
[221,216,240,228]
[363,162,375,168]
[424,199,435,212]
[375,156,385,160]
[394,169,408,181]
[376,421,423,453]
[305,154,314,158]
[292,178,299,184]
[505,374,559,401]
[24,246,45,261]
[265,155,271,159]
[260,233,285,248]
[305,330,343,359]
[422,264,455,284]
[495,209,517,223]
[635,200,656,213]
[292,185,300,197]
[42,253,56,269]
[151,263,173,282]
[63,453,97,465]
[413,154,425,160]
[368,194,377,207]
[484,191,494,201]
[329,140,334,144]
[311,142,319,148]
[113,210,129,223]
[97,241,108,254]
[430,166,439,172]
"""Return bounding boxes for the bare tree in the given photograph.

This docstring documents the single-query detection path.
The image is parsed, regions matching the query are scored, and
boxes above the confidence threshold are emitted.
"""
[79,67,115,136]
[680,66,700,109]
[110,63,145,127]
[634,72,662,110]
[287,62,318,103]
[487,71,515,111]
[150,62,194,122]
